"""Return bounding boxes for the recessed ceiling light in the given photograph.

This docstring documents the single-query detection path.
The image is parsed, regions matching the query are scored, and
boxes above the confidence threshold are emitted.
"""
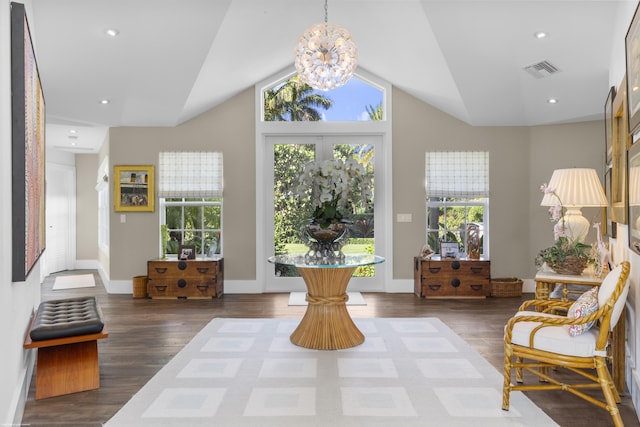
[100,99,110,105]
[547,98,558,104]
[69,129,77,134]
[105,28,119,37]
[534,31,548,39]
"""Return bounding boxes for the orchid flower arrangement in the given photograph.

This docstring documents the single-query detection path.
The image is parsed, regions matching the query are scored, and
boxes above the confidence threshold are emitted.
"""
[540,183,568,241]
[536,183,593,271]
[297,158,372,228]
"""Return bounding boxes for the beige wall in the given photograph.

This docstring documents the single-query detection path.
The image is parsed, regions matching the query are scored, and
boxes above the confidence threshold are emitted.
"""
[392,87,532,279]
[108,88,255,281]
[527,121,605,278]
[76,154,99,260]
[99,84,604,283]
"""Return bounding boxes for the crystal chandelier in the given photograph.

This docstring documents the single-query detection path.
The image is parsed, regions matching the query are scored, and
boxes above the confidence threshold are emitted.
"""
[294,0,358,91]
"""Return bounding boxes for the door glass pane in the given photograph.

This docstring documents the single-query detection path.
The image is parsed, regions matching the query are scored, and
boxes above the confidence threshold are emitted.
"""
[272,141,376,278]
[273,144,315,276]
[333,144,375,277]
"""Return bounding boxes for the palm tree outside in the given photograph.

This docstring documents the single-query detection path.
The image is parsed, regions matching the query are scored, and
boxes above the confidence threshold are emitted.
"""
[264,75,333,121]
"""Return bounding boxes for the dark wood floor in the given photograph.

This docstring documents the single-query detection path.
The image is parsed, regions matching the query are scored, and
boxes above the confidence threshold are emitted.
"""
[20,270,640,426]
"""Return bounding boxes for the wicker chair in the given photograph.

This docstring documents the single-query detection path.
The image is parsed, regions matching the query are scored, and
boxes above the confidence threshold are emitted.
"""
[502,261,631,427]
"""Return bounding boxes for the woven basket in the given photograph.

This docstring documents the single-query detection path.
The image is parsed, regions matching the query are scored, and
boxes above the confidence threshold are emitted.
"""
[491,277,523,297]
[549,256,588,275]
[132,275,148,298]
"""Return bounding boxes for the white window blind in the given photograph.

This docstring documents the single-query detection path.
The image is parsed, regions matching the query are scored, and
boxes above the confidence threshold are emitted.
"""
[425,151,489,198]
[158,152,223,198]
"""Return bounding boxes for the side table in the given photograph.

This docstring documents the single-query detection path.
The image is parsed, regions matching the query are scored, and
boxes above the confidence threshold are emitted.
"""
[534,270,601,301]
[534,269,625,393]
[268,254,384,350]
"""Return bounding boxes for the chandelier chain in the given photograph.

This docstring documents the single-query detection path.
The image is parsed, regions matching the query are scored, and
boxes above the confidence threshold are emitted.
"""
[324,0,328,24]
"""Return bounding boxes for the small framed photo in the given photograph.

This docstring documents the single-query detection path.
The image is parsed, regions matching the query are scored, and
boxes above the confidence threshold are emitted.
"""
[440,242,459,259]
[178,244,196,260]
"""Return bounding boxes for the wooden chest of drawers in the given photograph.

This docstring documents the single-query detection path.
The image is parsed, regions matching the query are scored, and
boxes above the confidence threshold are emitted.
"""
[147,258,223,299]
[414,256,490,298]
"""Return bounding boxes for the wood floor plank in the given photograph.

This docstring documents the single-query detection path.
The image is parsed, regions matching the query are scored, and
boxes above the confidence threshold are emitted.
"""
[20,270,640,426]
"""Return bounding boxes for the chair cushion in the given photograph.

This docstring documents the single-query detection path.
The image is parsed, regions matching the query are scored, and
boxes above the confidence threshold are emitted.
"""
[509,311,598,357]
[597,263,629,329]
[567,287,598,336]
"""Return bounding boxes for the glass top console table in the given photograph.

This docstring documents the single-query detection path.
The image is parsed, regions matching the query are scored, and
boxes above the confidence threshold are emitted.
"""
[268,254,385,350]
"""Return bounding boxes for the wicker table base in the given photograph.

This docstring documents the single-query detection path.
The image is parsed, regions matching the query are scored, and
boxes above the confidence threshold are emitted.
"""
[290,266,364,350]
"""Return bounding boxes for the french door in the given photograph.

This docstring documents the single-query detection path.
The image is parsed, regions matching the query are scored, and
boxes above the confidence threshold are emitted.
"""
[264,134,384,292]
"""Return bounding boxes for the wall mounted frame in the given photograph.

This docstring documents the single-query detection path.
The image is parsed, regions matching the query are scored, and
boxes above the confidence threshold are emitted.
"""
[114,165,155,212]
[628,141,640,255]
[11,2,46,281]
[612,76,630,229]
[626,2,640,135]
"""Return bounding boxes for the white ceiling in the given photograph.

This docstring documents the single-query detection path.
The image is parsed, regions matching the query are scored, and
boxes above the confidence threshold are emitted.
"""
[26,0,624,153]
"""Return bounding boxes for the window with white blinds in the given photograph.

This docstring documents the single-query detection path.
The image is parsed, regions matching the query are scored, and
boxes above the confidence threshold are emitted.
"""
[424,151,490,258]
[158,151,223,258]
[158,151,223,198]
[425,151,489,198]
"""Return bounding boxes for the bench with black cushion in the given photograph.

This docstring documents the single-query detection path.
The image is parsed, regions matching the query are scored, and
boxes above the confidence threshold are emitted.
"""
[24,296,109,399]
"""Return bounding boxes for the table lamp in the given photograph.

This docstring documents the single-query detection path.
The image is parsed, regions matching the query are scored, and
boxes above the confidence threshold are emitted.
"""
[540,168,608,242]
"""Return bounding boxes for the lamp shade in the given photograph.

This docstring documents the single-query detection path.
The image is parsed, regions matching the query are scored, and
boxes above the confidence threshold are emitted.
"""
[540,168,608,208]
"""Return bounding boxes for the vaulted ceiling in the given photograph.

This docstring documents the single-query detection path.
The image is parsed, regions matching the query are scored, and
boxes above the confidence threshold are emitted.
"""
[27,0,622,152]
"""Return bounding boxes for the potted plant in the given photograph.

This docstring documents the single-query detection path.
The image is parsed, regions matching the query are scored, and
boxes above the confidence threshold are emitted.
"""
[536,183,594,274]
[296,158,372,259]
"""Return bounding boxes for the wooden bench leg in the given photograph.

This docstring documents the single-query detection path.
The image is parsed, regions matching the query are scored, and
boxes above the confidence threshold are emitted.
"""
[35,340,100,399]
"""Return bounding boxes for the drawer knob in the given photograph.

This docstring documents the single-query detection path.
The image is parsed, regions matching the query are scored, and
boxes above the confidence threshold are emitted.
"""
[428,267,441,273]
[451,261,460,270]
[470,266,483,274]
[427,284,441,291]
[470,284,483,291]
[178,261,187,270]
[154,267,168,274]
[196,267,210,274]
[177,279,187,288]
[451,278,461,287]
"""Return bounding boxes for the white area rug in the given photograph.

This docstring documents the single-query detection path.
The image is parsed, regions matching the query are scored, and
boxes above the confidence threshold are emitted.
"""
[105,318,557,427]
[288,291,366,306]
[52,274,96,290]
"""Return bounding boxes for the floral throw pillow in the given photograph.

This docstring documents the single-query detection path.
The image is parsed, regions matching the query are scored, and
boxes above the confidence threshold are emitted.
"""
[567,287,599,337]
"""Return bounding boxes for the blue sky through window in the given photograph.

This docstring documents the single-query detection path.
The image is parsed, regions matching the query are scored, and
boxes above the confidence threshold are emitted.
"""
[314,77,383,121]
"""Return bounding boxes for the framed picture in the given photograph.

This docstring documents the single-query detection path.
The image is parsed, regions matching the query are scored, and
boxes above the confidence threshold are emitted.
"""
[626,2,640,135]
[11,3,46,282]
[605,86,616,166]
[114,165,155,212]
[628,142,640,255]
[440,242,459,259]
[612,76,629,225]
[604,167,616,238]
[178,245,196,260]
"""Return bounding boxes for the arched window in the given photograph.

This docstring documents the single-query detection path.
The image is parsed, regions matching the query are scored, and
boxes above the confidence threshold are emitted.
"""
[262,74,384,122]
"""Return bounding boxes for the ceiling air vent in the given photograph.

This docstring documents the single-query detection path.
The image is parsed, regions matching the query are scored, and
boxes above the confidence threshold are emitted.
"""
[523,60,560,78]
